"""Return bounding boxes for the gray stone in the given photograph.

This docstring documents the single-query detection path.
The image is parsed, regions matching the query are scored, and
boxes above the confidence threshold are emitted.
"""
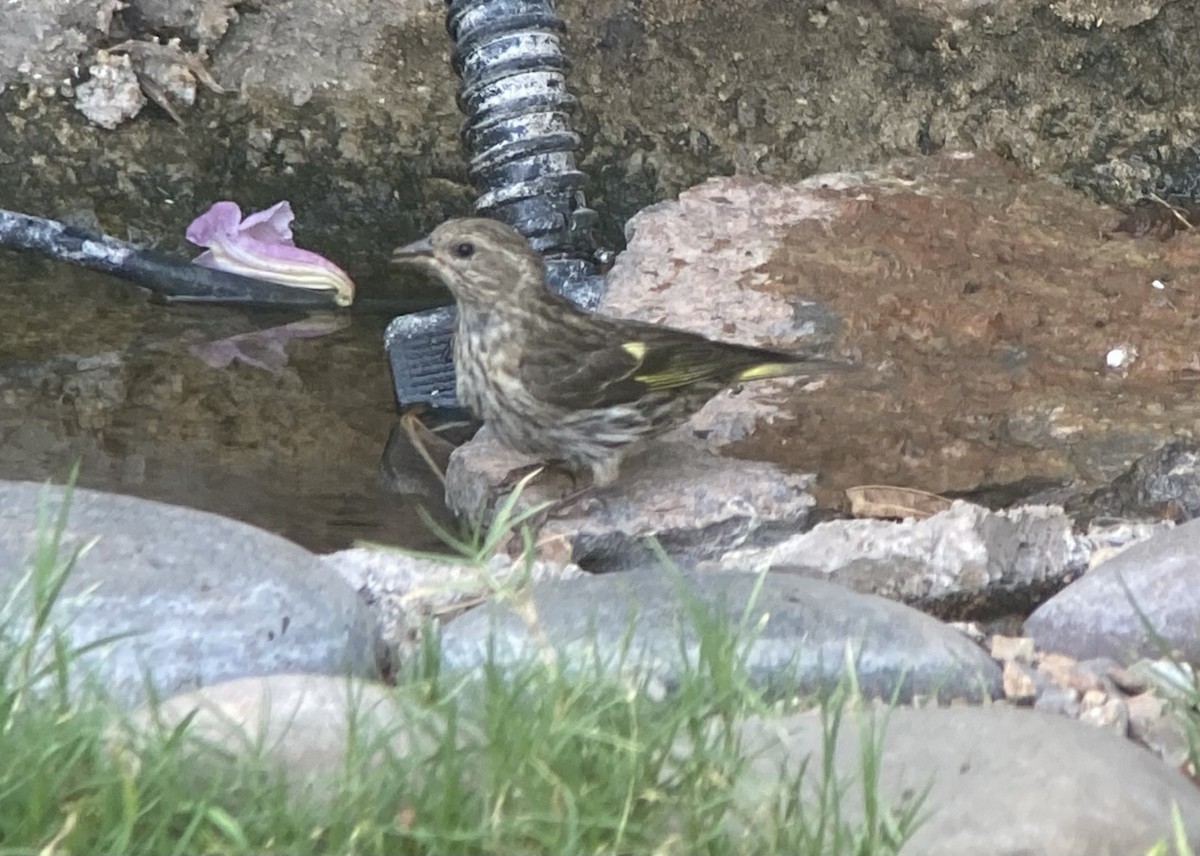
[438,569,1002,703]
[445,429,818,570]
[705,501,1085,604]
[1129,658,1197,701]
[0,480,381,705]
[0,0,92,90]
[733,706,1200,855]
[1025,519,1200,664]
[1077,440,1200,524]
[1078,692,1129,737]
[133,0,244,45]
[704,502,1166,611]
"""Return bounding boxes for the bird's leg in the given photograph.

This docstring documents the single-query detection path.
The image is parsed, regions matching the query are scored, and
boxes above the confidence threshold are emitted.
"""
[398,406,462,485]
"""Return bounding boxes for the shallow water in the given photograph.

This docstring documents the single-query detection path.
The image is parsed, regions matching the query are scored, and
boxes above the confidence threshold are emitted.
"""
[0,252,451,554]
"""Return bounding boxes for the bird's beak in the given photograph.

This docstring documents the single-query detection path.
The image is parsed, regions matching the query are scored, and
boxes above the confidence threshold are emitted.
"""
[390,236,434,266]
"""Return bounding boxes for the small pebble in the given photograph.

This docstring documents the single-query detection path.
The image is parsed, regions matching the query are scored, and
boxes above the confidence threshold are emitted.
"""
[1003,660,1039,702]
[991,634,1036,664]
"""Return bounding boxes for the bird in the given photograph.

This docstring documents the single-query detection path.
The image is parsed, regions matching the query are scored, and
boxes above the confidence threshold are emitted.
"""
[391,217,851,488]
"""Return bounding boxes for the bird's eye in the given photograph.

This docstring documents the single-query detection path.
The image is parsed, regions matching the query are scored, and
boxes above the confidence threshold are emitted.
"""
[452,242,475,259]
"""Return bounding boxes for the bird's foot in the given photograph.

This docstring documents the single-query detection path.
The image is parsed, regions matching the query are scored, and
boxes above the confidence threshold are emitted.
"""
[496,460,581,496]
[492,465,606,531]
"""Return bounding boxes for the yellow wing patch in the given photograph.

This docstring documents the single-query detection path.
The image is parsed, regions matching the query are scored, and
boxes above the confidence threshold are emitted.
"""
[621,341,648,361]
[735,362,799,382]
[620,341,802,391]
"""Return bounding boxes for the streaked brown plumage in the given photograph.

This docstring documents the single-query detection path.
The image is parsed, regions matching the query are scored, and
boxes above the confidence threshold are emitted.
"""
[392,217,850,487]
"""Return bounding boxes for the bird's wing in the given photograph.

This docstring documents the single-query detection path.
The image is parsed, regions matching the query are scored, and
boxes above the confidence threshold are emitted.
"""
[521,323,773,410]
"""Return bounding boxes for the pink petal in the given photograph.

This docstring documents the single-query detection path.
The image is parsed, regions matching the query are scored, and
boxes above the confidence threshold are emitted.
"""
[186,200,355,306]
[239,200,296,245]
[185,201,244,248]
[197,233,355,306]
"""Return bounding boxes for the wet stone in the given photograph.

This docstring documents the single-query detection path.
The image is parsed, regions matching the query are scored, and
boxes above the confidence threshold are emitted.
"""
[437,568,1002,704]
[0,480,382,706]
[601,157,1200,512]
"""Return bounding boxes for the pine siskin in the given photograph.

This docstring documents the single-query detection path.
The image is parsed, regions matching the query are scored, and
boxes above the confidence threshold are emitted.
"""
[392,218,851,487]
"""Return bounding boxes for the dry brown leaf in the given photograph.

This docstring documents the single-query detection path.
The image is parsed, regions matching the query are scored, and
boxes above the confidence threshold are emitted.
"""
[845,484,953,520]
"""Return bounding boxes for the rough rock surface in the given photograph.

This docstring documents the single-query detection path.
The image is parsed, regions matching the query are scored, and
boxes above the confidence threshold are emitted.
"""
[0,480,382,705]
[1077,439,1200,524]
[445,428,820,569]
[3,0,1200,279]
[448,154,1200,590]
[733,705,1200,855]
[601,156,1200,508]
[438,568,1003,703]
[702,500,1164,616]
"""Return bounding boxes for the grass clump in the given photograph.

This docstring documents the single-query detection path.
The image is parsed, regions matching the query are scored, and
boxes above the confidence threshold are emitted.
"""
[0,475,919,855]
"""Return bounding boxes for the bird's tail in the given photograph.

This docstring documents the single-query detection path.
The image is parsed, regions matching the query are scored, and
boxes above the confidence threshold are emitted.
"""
[734,353,857,382]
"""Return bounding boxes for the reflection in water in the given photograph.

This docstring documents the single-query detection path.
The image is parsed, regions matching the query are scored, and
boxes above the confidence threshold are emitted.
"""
[0,254,452,554]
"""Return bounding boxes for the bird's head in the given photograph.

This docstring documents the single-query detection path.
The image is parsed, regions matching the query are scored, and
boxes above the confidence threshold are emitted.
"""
[390,218,545,307]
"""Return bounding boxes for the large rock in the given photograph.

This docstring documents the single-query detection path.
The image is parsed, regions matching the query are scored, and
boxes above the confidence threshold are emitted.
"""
[438,568,1002,703]
[702,500,1163,614]
[599,157,1200,506]
[449,152,1200,584]
[129,673,460,801]
[445,428,820,569]
[1025,519,1200,664]
[733,705,1200,855]
[0,480,382,705]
